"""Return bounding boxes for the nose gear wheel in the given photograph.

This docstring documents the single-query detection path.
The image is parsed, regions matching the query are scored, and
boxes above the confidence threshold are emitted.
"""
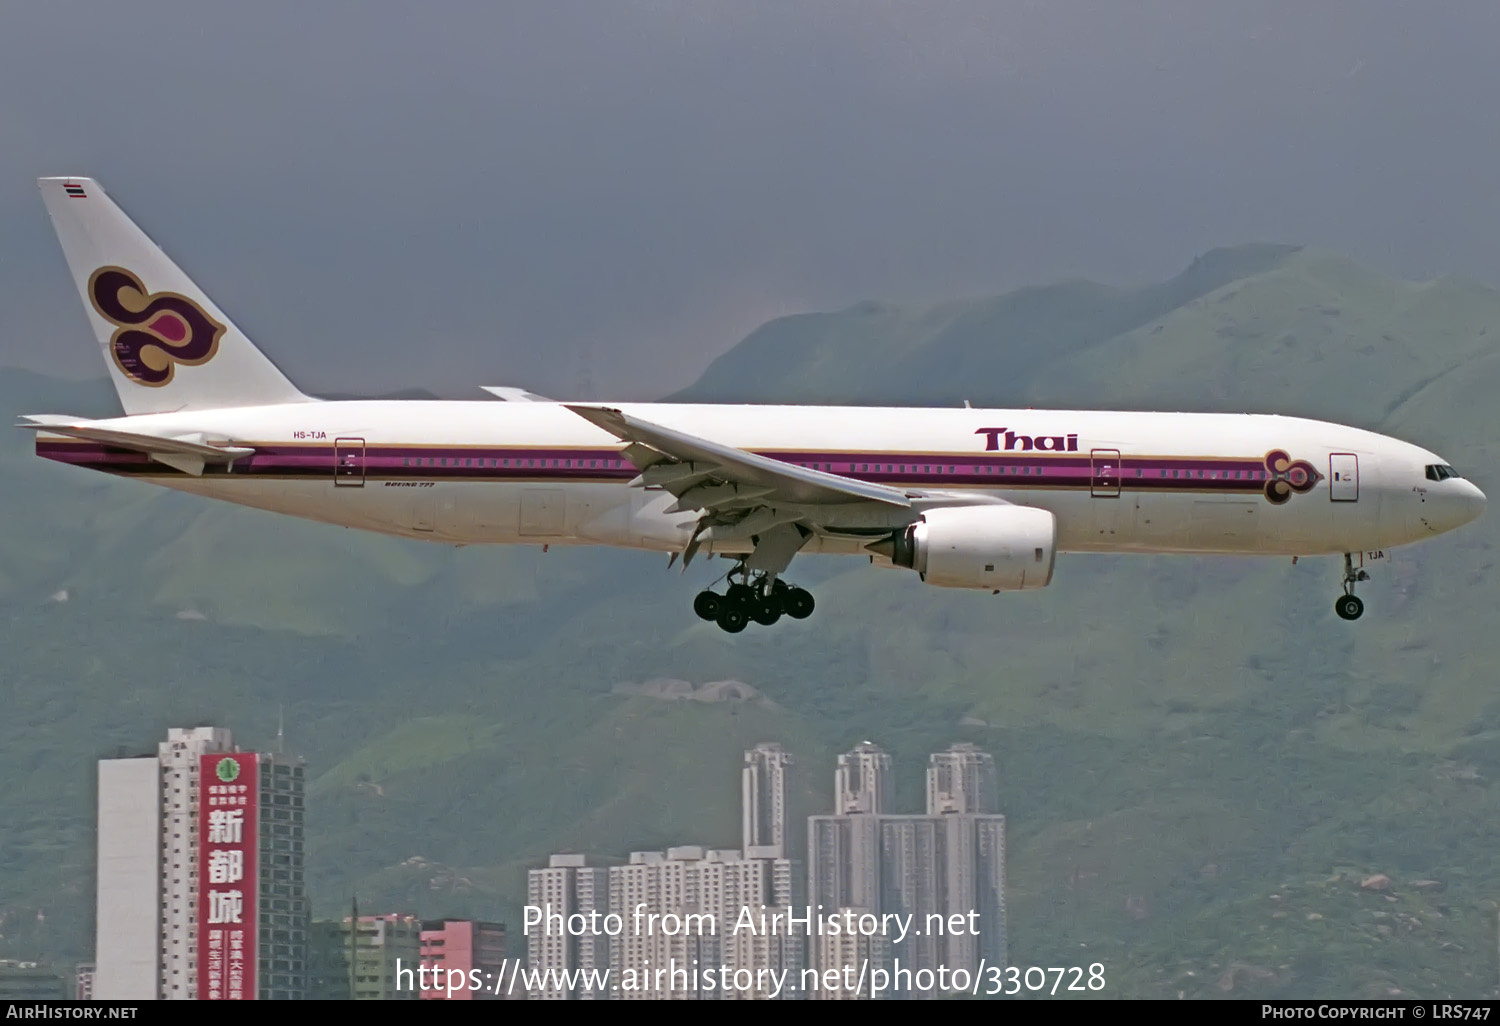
[1335,552,1370,620]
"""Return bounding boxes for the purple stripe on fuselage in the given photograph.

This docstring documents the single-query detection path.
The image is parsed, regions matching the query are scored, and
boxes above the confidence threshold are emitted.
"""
[34,438,1277,493]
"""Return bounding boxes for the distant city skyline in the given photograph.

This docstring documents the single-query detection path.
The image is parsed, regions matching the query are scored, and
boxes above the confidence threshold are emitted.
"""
[528,738,1003,999]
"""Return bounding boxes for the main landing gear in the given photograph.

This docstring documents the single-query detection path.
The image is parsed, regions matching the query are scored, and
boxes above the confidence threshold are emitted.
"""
[693,568,815,633]
[1335,552,1370,621]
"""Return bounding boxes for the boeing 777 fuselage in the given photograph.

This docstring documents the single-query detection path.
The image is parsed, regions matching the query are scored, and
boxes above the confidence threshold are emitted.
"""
[23,178,1487,631]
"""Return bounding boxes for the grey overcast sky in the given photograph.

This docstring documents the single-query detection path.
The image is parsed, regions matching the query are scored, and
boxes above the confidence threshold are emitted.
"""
[2,2,1498,400]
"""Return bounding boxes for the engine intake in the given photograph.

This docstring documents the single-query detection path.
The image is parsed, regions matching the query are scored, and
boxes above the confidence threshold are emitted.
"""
[870,505,1057,590]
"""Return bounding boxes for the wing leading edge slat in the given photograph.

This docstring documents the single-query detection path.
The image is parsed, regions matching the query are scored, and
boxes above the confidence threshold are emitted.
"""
[564,405,911,510]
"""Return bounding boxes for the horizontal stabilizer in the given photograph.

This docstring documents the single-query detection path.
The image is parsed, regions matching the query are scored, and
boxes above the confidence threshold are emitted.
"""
[481,386,554,402]
[20,415,253,476]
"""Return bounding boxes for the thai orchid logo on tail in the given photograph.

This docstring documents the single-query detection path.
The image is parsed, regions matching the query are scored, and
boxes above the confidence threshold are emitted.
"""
[88,266,226,387]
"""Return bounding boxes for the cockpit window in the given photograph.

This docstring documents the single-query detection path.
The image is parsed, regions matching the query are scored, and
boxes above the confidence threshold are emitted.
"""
[1425,464,1463,481]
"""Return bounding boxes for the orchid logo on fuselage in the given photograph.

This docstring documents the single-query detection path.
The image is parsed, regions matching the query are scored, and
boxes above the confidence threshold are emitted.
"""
[88,266,226,387]
[1263,450,1322,504]
[975,427,1079,452]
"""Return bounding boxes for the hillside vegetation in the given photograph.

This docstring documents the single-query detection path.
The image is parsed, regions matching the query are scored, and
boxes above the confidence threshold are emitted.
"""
[2,244,1498,997]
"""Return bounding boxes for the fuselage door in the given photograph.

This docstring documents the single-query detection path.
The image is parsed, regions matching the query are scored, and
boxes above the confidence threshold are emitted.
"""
[1091,449,1121,497]
[334,437,365,487]
[1329,453,1358,502]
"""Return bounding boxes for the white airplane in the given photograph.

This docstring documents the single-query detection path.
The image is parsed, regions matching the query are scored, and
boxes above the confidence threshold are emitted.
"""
[22,177,1486,631]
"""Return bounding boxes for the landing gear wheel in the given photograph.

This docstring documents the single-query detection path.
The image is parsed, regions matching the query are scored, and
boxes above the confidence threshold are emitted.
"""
[750,594,783,626]
[717,604,749,633]
[1335,594,1364,621]
[726,583,754,609]
[783,587,815,620]
[693,591,722,621]
[1336,552,1370,622]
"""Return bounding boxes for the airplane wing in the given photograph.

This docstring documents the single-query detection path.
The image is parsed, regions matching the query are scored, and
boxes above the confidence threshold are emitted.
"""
[19,415,253,476]
[565,405,910,509]
[565,404,912,572]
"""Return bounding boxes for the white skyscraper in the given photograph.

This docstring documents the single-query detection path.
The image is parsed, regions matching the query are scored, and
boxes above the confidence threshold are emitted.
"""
[606,847,800,1000]
[811,742,891,923]
[807,742,1007,998]
[924,744,1005,978]
[527,853,608,1000]
[527,854,576,1000]
[811,910,888,1000]
[835,742,891,814]
[925,742,998,815]
[95,758,161,999]
[741,743,804,984]
[742,743,792,860]
[572,861,610,999]
[607,848,697,1002]
[158,727,234,999]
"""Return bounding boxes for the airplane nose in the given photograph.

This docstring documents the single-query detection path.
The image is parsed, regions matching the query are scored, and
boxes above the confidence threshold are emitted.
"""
[1409,477,1487,537]
[1461,481,1487,525]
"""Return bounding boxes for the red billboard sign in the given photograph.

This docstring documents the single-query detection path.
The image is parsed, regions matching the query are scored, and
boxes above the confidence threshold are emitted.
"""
[197,752,258,1000]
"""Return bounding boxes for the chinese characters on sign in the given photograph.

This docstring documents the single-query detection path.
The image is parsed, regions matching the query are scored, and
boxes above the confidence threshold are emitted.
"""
[197,753,258,1000]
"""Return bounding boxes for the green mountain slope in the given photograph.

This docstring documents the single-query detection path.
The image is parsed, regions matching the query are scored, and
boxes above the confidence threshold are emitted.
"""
[2,245,1499,997]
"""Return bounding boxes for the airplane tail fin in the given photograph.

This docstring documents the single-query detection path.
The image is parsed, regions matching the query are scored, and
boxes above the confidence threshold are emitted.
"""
[36,177,312,415]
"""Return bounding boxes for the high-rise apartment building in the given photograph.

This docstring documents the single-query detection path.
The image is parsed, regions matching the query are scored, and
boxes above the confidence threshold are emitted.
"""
[526,854,608,999]
[96,755,163,999]
[742,742,792,860]
[605,848,691,1001]
[877,814,1006,980]
[808,814,883,915]
[923,743,1005,979]
[608,847,800,1001]
[835,741,891,815]
[94,727,308,1001]
[810,742,891,918]
[807,742,1006,998]
[809,915,887,1000]
[572,859,610,995]
[925,742,998,815]
[158,726,233,998]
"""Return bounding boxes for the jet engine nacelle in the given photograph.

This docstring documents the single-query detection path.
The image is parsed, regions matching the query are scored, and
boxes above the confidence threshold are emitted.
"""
[873,505,1057,590]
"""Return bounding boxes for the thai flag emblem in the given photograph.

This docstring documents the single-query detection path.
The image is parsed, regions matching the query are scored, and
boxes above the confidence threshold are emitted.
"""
[64,183,87,199]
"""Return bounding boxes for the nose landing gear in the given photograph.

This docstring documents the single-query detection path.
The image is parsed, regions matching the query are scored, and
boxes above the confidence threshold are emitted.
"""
[693,566,815,632]
[1335,552,1370,620]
